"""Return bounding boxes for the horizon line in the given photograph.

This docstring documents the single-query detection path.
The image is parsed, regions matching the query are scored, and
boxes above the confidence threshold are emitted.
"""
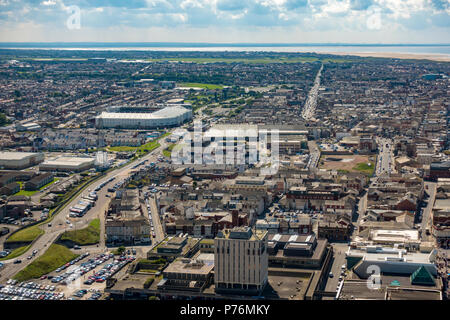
[0,42,449,47]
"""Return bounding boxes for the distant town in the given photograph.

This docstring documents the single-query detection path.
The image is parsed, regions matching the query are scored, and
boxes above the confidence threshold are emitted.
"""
[0,49,448,301]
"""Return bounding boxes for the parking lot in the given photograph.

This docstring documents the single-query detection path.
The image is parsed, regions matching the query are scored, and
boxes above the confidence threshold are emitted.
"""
[1,250,135,300]
[0,279,64,300]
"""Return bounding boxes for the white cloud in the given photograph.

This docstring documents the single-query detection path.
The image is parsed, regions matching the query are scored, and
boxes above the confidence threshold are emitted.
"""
[41,0,56,5]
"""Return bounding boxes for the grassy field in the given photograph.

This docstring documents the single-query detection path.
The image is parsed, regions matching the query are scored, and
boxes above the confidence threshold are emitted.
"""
[162,143,176,157]
[320,155,371,172]
[147,57,354,64]
[13,244,79,282]
[14,178,59,196]
[0,245,32,261]
[59,218,100,245]
[5,174,101,246]
[179,82,224,89]
[353,162,375,176]
[6,225,44,244]
[14,189,38,196]
[107,132,170,154]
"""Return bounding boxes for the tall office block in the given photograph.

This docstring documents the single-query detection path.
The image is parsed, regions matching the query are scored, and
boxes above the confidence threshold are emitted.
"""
[214,226,268,295]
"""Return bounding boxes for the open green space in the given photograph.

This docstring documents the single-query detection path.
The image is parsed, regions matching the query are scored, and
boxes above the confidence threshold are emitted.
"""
[60,218,100,245]
[162,143,176,157]
[107,132,170,154]
[13,178,59,196]
[179,82,224,89]
[353,162,375,176]
[146,57,354,64]
[5,174,102,246]
[6,225,44,244]
[0,244,32,261]
[13,244,79,282]
[14,189,38,196]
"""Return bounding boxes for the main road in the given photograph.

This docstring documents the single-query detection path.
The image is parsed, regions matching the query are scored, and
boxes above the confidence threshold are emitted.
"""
[302,64,323,120]
[0,135,172,282]
[375,137,395,177]
[421,182,437,241]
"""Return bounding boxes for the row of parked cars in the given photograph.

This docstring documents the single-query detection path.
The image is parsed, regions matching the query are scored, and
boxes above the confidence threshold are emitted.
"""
[145,197,156,238]
[84,255,135,285]
[52,252,106,284]
[94,177,115,192]
[0,282,64,300]
[71,288,102,300]
[329,264,347,294]
[72,289,102,299]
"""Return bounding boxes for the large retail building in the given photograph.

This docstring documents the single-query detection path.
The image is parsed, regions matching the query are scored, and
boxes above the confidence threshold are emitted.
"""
[0,152,44,169]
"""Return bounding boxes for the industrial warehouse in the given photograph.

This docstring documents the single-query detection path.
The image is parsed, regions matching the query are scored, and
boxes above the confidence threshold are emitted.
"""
[95,105,192,129]
[39,156,96,172]
[0,151,44,169]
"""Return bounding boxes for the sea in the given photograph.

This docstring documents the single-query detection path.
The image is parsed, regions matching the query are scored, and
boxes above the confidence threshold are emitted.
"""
[0,42,450,58]
[0,43,449,56]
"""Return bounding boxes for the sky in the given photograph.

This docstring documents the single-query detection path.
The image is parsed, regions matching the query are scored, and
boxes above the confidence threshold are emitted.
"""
[0,0,449,43]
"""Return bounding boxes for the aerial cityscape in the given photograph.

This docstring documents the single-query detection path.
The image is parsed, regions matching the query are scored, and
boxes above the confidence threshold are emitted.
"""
[0,0,449,311]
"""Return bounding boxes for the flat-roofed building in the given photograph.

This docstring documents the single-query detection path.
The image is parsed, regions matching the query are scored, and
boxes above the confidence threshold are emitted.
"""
[346,246,438,279]
[267,233,329,269]
[157,257,214,293]
[39,156,95,172]
[214,226,268,295]
[0,151,44,169]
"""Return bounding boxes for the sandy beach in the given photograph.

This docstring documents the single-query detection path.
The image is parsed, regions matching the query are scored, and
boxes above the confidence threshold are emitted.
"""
[327,51,450,62]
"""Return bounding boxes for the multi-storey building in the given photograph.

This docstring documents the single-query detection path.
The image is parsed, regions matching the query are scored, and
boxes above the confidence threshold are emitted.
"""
[214,226,268,296]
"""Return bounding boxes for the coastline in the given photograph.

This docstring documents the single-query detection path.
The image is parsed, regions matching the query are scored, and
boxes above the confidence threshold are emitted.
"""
[325,51,450,62]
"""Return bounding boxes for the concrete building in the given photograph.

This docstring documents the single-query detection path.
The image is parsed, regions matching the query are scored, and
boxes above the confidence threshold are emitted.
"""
[157,257,214,293]
[214,226,268,295]
[0,151,44,169]
[346,246,438,278]
[39,156,95,172]
[95,106,192,129]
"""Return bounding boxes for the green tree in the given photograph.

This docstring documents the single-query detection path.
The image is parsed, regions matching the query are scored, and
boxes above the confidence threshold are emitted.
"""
[0,113,10,127]
[117,246,126,255]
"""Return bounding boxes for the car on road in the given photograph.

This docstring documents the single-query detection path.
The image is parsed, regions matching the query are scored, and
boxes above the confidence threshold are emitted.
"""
[329,272,333,278]
[13,259,22,264]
